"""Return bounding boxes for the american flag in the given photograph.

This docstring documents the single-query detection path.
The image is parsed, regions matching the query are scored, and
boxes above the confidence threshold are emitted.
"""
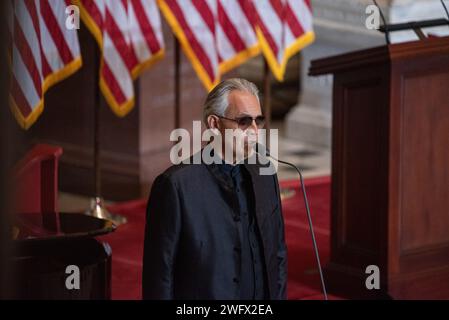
[74,0,165,116]
[8,0,83,129]
[251,0,315,81]
[158,0,261,91]
[159,0,314,89]
[217,0,260,74]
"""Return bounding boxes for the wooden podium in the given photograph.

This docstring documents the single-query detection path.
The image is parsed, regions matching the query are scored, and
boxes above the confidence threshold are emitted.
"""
[309,36,449,299]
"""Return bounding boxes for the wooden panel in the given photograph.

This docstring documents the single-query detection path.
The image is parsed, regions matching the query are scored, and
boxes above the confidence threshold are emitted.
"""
[341,80,385,255]
[391,56,449,283]
[400,71,449,253]
[330,65,390,274]
[388,41,449,298]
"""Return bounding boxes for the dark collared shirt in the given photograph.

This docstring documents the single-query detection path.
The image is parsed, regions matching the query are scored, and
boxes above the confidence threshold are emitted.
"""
[218,162,268,299]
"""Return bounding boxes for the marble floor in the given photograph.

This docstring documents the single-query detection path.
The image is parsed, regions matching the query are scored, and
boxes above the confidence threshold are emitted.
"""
[272,119,331,181]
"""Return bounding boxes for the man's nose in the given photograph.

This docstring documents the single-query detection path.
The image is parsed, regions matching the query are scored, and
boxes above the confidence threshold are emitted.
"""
[249,118,258,131]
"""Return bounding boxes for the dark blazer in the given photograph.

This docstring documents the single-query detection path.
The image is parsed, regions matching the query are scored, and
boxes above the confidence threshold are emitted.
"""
[142,153,287,300]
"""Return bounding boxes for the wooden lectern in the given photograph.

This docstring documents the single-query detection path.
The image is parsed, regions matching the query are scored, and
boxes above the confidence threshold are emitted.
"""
[309,36,449,299]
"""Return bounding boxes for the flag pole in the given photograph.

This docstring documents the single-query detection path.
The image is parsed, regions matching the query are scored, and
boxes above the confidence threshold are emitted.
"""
[174,37,181,129]
[263,59,272,142]
[85,41,127,225]
[94,69,101,197]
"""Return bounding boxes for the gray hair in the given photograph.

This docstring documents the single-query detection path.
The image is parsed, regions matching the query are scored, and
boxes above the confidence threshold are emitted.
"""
[203,78,259,126]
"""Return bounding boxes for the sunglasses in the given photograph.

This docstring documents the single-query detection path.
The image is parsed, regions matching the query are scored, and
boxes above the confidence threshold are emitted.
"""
[217,115,266,129]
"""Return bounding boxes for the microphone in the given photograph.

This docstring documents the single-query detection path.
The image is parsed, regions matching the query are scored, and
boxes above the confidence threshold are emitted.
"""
[255,143,328,300]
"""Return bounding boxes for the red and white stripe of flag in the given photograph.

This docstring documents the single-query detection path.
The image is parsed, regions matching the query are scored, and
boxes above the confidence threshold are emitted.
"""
[8,0,83,129]
[251,0,315,81]
[217,0,260,74]
[75,0,165,117]
[158,0,260,91]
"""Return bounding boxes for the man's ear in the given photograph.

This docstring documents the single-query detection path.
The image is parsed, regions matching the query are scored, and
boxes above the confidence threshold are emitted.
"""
[207,115,220,130]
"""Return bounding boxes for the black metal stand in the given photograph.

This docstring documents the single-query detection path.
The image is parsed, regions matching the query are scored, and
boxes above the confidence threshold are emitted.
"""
[374,0,449,44]
[85,42,127,226]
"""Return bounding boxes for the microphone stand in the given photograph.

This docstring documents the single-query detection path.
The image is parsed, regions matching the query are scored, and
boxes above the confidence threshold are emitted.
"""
[256,146,328,300]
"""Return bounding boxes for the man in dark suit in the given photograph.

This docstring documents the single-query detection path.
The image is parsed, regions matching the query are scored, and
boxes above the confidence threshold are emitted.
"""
[142,78,287,300]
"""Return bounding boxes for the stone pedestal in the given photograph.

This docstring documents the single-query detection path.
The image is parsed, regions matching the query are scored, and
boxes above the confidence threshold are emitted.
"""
[286,0,449,148]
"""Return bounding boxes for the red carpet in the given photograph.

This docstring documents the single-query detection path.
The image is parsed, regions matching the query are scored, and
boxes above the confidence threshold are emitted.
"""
[101,175,337,300]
